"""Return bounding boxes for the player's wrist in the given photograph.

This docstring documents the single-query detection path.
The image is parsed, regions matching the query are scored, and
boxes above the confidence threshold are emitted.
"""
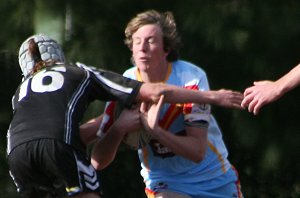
[110,123,128,137]
[205,90,218,105]
[151,126,164,138]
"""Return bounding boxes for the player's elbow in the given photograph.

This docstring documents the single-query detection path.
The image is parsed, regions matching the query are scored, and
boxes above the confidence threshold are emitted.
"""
[193,154,205,163]
[91,158,108,171]
[192,147,207,163]
[91,158,102,170]
[91,151,110,170]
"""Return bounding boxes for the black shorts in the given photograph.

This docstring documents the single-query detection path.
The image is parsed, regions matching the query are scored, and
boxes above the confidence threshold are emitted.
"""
[7,139,101,197]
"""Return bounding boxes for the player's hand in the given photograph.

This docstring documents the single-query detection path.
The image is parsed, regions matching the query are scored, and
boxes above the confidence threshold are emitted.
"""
[140,95,164,137]
[213,89,244,110]
[114,105,142,135]
[242,81,280,115]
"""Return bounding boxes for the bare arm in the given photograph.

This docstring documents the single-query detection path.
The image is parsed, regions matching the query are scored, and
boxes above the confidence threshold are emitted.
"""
[91,107,142,170]
[149,125,207,163]
[277,63,300,93]
[138,83,243,109]
[140,96,207,163]
[242,62,300,115]
[80,115,103,145]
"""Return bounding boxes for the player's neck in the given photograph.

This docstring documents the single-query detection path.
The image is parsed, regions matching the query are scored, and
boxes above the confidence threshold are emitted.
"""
[138,62,171,83]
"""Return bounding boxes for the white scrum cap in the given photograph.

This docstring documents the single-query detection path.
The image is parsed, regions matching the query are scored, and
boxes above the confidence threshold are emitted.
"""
[18,34,65,77]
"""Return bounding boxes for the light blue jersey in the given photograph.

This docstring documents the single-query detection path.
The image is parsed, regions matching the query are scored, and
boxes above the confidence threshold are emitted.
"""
[100,60,242,198]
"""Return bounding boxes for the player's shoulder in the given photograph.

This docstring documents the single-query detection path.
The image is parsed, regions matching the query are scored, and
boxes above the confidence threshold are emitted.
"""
[172,60,207,76]
[122,66,136,78]
[70,62,106,76]
[74,62,98,71]
[52,63,85,75]
[47,63,78,71]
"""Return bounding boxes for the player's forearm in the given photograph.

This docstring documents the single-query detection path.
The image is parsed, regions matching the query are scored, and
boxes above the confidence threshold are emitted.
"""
[139,83,215,104]
[163,85,215,104]
[276,63,300,96]
[91,125,126,170]
[91,139,117,170]
[164,87,233,108]
[80,115,103,145]
[139,83,243,109]
[91,141,118,170]
[152,127,207,163]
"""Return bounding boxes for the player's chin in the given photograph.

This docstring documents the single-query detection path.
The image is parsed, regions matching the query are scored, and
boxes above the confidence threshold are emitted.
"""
[136,60,151,69]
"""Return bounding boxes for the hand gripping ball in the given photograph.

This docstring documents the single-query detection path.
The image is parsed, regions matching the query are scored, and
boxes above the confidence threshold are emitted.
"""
[114,103,152,150]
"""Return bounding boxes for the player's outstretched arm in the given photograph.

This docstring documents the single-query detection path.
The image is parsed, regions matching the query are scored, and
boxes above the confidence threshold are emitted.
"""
[242,62,300,115]
[138,83,244,110]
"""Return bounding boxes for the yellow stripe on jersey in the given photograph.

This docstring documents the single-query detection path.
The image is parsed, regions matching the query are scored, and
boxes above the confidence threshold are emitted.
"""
[135,63,172,83]
[208,141,226,173]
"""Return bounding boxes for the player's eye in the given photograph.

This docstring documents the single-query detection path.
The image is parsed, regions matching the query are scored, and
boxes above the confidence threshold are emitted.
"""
[148,38,155,44]
[133,38,141,45]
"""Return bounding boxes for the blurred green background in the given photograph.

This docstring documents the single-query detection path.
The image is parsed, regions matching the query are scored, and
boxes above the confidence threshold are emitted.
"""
[1,0,299,197]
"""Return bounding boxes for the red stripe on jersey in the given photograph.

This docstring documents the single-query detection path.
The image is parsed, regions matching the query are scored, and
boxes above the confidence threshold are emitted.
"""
[183,85,199,114]
[102,101,116,133]
[160,104,183,130]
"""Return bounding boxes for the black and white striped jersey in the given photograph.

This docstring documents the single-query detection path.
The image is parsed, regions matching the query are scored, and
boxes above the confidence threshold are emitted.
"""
[7,63,142,155]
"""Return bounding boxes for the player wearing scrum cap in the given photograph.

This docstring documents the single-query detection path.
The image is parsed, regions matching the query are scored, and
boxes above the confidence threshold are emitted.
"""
[7,34,243,198]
